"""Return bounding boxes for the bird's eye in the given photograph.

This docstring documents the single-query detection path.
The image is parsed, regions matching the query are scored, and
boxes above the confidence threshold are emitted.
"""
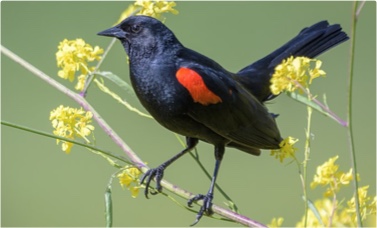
[130,24,141,33]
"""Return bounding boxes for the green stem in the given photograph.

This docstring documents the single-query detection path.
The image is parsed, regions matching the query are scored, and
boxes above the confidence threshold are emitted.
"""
[1,120,130,164]
[303,106,313,227]
[347,1,362,226]
[105,181,113,228]
[81,38,117,97]
[289,83,348,127]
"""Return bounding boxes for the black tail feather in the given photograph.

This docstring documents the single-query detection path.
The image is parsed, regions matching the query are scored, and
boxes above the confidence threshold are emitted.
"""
[236,20,349,102]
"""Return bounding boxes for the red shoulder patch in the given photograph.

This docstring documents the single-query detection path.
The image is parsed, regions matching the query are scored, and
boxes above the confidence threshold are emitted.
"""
[176,68,222,105]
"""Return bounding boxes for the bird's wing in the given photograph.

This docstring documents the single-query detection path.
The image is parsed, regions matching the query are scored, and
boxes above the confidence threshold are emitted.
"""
[175,63,282,149]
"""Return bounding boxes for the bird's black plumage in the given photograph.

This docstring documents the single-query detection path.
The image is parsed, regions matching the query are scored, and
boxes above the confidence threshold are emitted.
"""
[237,20,349,102]
[98,16,348,225]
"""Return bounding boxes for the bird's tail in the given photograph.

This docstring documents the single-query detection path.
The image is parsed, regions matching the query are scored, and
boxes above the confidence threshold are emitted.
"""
[236,21,349,102]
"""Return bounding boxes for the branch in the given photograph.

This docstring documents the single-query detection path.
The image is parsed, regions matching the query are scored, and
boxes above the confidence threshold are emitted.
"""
[1,45,265,227]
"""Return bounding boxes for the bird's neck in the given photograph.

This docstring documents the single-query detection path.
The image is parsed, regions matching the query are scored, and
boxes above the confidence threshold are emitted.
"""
[125,34,183,65]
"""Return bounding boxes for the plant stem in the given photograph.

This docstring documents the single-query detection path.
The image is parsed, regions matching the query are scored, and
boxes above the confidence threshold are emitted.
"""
[291,82,348,127]
[1,120,130,164]
[303,106,313,227]
[356,0,366,18]
[328,180,338,227]
[347,1,362,226]
[81,38,117,97]
[93,78,152,118]
[1,45,265,227]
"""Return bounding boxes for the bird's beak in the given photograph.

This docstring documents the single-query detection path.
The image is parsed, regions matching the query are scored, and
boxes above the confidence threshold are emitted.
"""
[97,26,126,39]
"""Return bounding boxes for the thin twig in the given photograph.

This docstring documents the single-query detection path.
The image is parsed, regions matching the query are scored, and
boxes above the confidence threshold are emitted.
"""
[293,82,348,127]
[328,179,338,227]
[355,0,366,19]
[81,38,117,97]
[347,1,362,226]
[303,106,313,227]
[1,45,265,227]
[1,120,129,165]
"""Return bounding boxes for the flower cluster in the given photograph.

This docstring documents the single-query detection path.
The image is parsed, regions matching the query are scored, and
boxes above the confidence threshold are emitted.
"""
[270,136,299,163]
[50,105,95,153]
[347,185,376,222]
[296,188,376,227]
[118,166,142,198]
[271,155,376,227]
[310,155,354,196]
[56,39,103,90]
[294,156,376,227]
[296,198,344,227]
[116,0,178,24]
[270,56,326,95]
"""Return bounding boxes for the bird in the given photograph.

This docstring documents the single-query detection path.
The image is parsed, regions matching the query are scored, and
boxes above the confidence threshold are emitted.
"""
[97,15,348,225]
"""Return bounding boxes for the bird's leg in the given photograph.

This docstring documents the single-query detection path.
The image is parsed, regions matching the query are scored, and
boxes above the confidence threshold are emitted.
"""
[188,145,225,226]
[140,137,198,198]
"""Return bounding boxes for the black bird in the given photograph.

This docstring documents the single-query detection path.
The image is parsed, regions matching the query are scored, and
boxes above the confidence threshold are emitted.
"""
[98,16,348,225]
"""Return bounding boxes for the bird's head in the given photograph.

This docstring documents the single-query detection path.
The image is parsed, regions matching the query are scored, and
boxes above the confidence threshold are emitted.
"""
[98,15,181,60]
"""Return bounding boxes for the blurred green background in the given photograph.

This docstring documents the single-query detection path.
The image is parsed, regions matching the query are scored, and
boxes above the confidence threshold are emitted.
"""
[1,1,376,227]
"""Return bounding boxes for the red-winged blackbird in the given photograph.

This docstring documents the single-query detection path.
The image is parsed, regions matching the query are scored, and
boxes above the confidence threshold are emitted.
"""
[98,16,348,225]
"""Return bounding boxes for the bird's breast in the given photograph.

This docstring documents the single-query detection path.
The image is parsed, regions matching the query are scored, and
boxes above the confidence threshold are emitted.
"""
[129,64,191,120]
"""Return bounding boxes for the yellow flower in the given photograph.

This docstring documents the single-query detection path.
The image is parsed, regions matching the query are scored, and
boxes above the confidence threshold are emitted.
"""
[296,196,375,227]
[339,168,354,185]
[296,162,376,227]
[310,156,354,196]
[270,56,326,95]
[309,60,326,84]
[295,198,357,227]
[296,198,330,227]
[270,136,298,163]
[49,105,95,153]
[116,0,178,24]
[118,166,142,198]
[136,0,178,19]
[370,196,377,215]
[56,39,103,90]
[268,217,284,227]
[115,4,138,24]
[347,185,377,222]
[311,156,339,186]
[75,74,87,91]
[61,141,73,154]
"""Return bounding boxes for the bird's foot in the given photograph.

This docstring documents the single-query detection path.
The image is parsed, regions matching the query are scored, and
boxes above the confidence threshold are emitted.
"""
[188,193,214,226]
[140,165,165,198]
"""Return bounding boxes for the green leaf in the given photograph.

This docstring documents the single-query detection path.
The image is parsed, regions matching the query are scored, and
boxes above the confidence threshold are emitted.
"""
[105,185,113,228]
[96,71,135,96]
[306,197,324,226]
[287,92,329,117]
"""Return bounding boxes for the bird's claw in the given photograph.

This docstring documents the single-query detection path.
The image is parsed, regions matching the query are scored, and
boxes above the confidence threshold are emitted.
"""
[140,166,165,198]
[188,193,214,226]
